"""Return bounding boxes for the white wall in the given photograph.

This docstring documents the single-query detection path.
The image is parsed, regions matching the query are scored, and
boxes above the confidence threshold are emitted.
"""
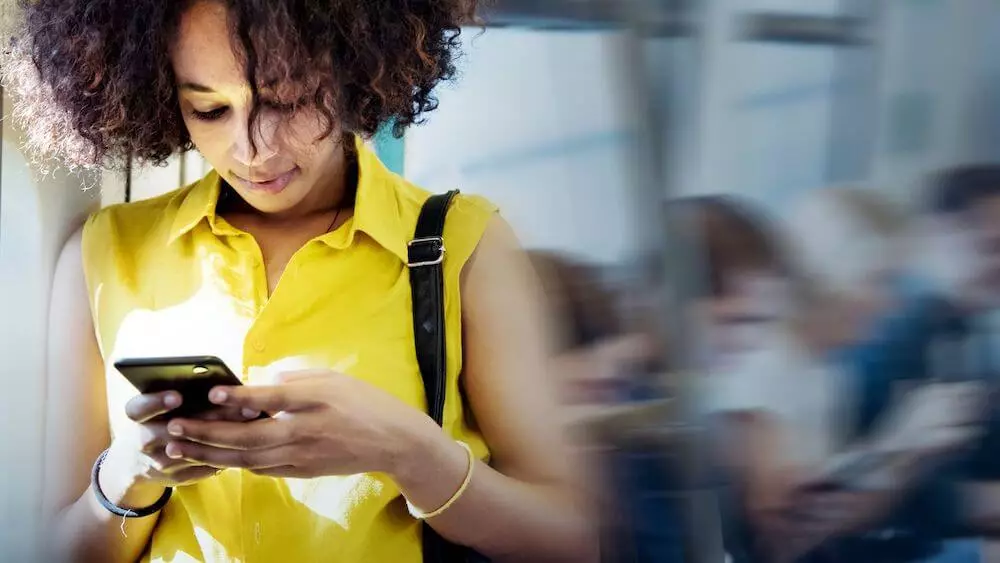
[662,0,1000,214]
[871,0,1000,207]
[0,91,100,559]
[690,0,879,213]
[404,28,638,265]
[404,7,872,264]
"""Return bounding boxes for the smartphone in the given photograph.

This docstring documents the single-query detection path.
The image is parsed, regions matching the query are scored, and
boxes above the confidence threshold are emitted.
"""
[114,355,263,418]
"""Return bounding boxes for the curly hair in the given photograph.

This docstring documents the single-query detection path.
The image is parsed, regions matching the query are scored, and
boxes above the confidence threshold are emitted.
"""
[1,0,477,170]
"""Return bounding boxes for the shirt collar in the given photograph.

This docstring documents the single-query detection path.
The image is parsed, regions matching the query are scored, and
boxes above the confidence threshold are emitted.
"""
[321,135,408,262]
[167,169,226,244]
[166,136,409,262]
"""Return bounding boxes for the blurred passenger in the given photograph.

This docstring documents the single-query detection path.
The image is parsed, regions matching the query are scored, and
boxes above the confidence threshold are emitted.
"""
[528,251,682,563]
[917,165,1000,544]
[528,251,627,404]
[783,187,986,563]
[921,165,1000,312]
[680,193,981,563]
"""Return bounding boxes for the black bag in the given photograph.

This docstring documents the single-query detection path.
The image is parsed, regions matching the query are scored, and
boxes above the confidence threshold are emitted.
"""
[408,191,488,563]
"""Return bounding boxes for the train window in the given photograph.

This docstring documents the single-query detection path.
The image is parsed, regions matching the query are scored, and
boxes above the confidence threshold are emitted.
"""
[406,28,637,264]
[695,0,880,210]
[725,44,841,204]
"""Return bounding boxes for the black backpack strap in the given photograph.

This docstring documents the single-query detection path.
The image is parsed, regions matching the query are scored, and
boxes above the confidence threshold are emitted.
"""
[409,190,474,563]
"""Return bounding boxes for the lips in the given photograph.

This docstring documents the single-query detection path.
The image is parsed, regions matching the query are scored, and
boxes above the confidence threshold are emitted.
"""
[232,167,299,194]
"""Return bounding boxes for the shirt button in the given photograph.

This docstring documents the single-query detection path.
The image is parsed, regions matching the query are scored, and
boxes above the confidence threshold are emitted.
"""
[254,522,262,544]
[251,339,266,353]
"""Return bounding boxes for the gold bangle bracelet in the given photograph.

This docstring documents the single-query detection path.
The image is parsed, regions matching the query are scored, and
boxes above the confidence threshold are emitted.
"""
[406,440,475,520]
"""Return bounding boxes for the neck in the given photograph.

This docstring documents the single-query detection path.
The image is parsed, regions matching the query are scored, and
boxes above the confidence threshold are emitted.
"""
[297,136,356,217]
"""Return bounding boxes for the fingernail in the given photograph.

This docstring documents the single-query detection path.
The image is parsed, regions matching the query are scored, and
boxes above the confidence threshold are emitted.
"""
[167,422,183,436]
[164,393,181,408]
[242,408,259,419]
[210,389,227,403]
[165,443,183,459]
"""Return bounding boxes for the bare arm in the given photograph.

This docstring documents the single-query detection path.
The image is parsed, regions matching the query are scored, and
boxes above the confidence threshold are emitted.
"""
[392,217,596,562]
[44,227,163,563]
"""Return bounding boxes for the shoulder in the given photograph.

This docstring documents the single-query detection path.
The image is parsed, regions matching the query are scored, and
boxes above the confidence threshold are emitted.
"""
[80,184,192,287]
[82,185,189,254]
[391,179,499,268]
[394,179,498,230]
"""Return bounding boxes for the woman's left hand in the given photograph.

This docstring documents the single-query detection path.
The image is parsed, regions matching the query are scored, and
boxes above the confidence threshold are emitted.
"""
[162,370,435,479]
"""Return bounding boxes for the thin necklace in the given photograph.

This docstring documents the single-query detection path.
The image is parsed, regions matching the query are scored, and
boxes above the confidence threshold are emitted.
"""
[325,207,343,234]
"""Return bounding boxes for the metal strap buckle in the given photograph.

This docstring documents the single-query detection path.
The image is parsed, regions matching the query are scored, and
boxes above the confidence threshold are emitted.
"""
[407,237,445,267]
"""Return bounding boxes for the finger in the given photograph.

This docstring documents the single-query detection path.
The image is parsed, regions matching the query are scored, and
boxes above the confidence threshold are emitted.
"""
[137,422,171,454]
[125,391,182,423]
[144,450,202,474]
[170,465,224,485]
[194,406,263,422]
[275,369,332,384]
[207,385,322,413]
[165,441,297,470]
[249,465,308,478]
[166,418,295,450]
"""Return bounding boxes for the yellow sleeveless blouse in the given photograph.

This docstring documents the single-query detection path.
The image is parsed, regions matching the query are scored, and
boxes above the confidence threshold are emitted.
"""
[81,137,496,562]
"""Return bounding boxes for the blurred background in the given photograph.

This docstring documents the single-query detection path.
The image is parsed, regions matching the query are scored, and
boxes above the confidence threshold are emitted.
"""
[6,0,1000,561]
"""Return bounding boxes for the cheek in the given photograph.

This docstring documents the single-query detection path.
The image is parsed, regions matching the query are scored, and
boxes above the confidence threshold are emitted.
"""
[280,111,340,163]
[280,123,324,160]
[184,120,230,164]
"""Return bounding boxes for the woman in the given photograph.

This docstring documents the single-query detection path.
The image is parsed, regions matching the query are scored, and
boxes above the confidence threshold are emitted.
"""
[3,1,592,562]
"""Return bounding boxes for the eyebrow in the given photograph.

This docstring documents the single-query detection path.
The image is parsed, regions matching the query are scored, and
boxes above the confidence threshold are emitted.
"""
[178,82,217,93]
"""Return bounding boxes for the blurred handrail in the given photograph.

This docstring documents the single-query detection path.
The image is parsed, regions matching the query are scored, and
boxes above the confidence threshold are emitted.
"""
[735,13,873,46]
[476,0,693,36]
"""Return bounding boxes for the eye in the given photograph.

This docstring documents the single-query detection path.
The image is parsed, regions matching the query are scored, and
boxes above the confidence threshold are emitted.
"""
[191,107,229,121]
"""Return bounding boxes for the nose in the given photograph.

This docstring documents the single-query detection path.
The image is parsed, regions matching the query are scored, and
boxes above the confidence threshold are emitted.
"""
[231,113,279,169]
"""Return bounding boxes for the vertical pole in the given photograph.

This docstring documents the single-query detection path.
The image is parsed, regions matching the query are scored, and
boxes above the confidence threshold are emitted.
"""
[609,1,720,561]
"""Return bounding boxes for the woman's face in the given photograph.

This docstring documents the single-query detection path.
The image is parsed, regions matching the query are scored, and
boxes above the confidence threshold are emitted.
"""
[700,270,796,365]
[170,0,343,216]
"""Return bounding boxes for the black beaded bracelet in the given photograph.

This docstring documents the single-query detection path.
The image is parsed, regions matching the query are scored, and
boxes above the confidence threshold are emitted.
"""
[91,449,172,518]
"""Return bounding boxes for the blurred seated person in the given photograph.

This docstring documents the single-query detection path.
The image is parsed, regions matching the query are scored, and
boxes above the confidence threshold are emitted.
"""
[528,250,682,563]
[528,251,659,406]
[916,165,1000,540]
[784,186,990,562]
[681,193,982,563]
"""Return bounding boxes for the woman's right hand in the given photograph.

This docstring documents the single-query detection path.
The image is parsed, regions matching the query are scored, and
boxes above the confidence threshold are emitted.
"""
[101,391,260,493]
